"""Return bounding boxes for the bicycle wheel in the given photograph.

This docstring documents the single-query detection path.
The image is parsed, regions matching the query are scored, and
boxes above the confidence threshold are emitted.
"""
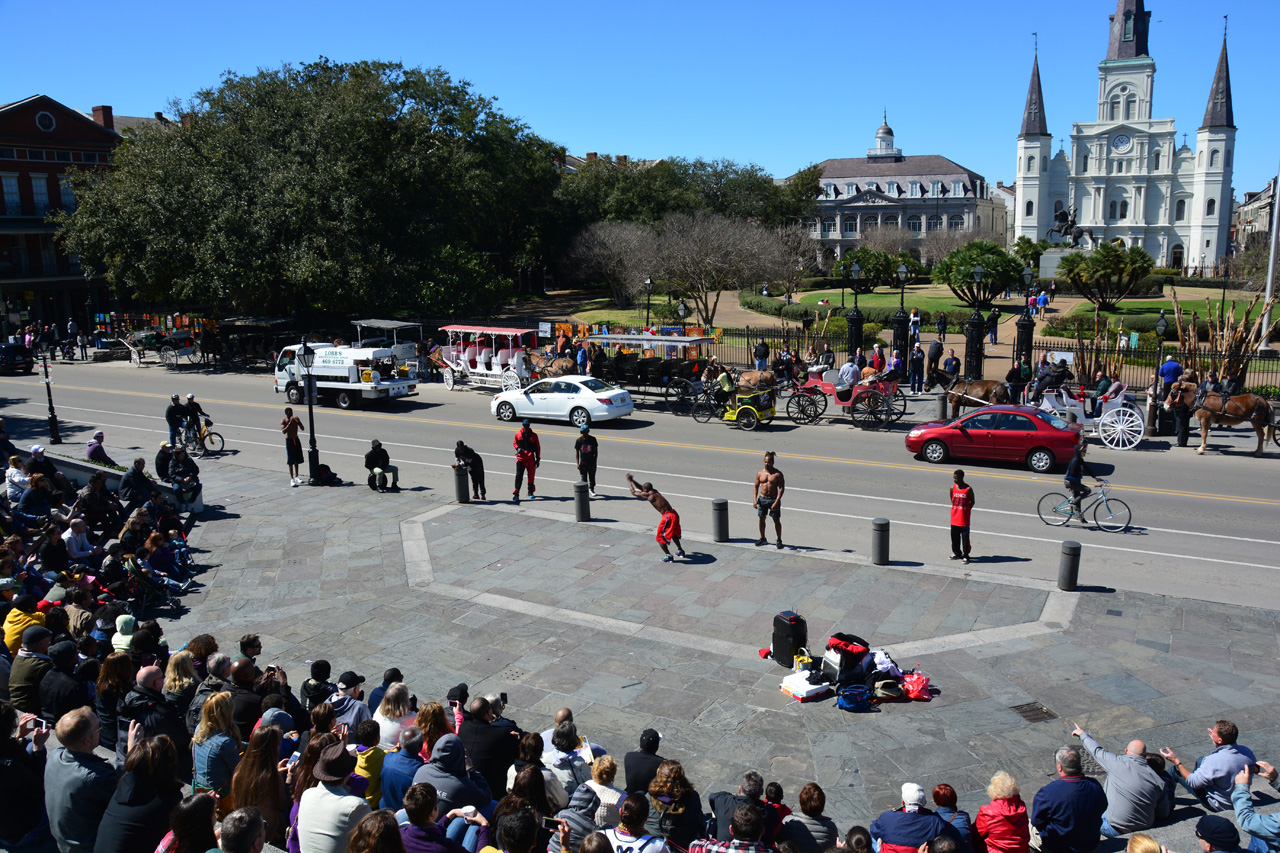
[182,429,200,453]
[201,432,225,454]
[691,402,714,424]
[1037,493,1072,526]
[1093,497,1131,532]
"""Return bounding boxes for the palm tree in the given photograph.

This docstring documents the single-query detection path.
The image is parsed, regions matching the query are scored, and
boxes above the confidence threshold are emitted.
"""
[1012,236,1052,271]
[1073,243,1155,311]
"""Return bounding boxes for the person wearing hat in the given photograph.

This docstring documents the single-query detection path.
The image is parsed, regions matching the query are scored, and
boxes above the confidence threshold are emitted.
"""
[869,782,962,853]
[453,442,486,502]
[753,337,769,372]
[1159,354,1183,400]
[9,623,53,714]
[364,439,400,493]
[330,670,373,729]
[574,424,599,498]
[512,419,540,504]
[25,444,75,501]
[297,740,372,852]
[623,728,665,795]
[167,445,202,513]
[85,430,117,468]
[155,441,174,484]
[1029,745,1106,853]
[4,593,46,656]
[1195,815,1249,853]
[165,394,188,448]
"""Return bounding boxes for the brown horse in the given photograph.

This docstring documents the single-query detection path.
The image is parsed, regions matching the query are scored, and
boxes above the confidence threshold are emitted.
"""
[923,368,1010,418]
[524,350,577,379]
[702,362,775,394]
[1163,380,1276,456]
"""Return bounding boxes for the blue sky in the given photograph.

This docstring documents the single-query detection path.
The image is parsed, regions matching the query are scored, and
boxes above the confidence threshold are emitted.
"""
[4,0,1276,197]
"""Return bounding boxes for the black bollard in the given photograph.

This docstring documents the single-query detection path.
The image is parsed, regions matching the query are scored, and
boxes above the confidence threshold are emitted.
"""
[872,518,890,565]
[574,481,590,522]
[454,465,470,503]
[712,498,729,542]
[937,394,948,421]
[1058,541,1081,591]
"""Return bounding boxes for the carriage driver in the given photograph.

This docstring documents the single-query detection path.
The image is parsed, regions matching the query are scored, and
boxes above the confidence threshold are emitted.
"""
[707,357,733,405]
[1063,443,1102,520]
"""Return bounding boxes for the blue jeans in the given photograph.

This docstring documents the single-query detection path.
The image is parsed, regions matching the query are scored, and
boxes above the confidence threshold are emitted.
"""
[909,367,923,393]
[447,817,481,852]
[755,358,767,371]
[1099,815,1120,838]
[168,424,180,447]
[989,329,998,344]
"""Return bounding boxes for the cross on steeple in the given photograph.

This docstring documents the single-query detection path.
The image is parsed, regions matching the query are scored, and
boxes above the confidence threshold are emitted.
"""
[1028,97,1039,124]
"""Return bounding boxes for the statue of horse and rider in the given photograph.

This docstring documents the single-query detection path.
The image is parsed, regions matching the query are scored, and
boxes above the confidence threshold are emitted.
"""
[1046,207,1095,250]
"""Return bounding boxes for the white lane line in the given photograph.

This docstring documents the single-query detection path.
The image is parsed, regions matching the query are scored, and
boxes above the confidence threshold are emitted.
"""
[26,404,1280,567]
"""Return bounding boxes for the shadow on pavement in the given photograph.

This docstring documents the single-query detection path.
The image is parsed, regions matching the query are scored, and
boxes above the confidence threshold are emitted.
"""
[1076,584,1118,593]
[971,555,1032,564]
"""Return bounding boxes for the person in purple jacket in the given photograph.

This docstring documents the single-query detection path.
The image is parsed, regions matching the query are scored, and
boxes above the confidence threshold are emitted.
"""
[401,782,492,853]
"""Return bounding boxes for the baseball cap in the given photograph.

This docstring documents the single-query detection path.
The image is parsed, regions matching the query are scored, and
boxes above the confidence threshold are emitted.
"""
[1196,816,1239,850]
[901,783,926,806]
[640,728,662,752]
[337,671,365,690]
[22,625,53,646]
[580,424,589,433]
[93,431,105,439]
[521,419,530,426]
[30,444,44,454]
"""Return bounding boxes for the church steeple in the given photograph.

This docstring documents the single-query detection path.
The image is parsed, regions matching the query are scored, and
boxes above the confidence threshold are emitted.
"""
[1019,56,1050,138]
[1106,0,1151,60]
[1201,39,1234,129]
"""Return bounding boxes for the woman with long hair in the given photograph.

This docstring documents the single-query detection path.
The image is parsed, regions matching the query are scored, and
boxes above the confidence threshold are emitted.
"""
[348,810,406,853]
[508,762,553,819]
[94,735,184,853]
[155,792,219,853]
[414,700,452,760]
[191,691,240,796]
[646,760,704,850]
[508,731,567,810]
[95,651,133,751]
[163,649,199,713]
[144,531,185,581]
[373,682,415,750]
[225,724,289,845]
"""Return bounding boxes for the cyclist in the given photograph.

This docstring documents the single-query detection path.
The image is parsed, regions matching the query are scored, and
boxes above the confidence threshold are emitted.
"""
[164,394,187,447]
[184,393,210,444]
[1063,443,1101,520]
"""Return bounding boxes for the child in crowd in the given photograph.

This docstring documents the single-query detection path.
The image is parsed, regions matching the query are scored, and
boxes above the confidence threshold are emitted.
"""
[766,781,793,821]
[352,719,386,808]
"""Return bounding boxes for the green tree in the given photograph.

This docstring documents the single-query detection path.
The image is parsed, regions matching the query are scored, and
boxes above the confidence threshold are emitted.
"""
[1075,242,1156,310]
[1011,236,1051,270]
[931,240,1021,308]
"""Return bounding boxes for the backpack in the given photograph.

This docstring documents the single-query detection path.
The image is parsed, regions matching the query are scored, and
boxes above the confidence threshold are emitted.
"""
[836,684,872,712]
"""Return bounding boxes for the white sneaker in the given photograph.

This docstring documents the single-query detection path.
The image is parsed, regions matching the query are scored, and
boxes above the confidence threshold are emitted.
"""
[589,489,597,498]
[291,477,299,487]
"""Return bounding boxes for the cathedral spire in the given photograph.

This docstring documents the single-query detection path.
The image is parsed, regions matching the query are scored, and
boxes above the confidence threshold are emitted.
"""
[1106,0,1151,60]
[1201,38,1234,129]
[1019,56,1050,138]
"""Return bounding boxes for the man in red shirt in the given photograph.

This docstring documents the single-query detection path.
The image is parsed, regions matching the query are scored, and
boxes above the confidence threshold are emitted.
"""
[949,469,975,564]
[512,420,540,504]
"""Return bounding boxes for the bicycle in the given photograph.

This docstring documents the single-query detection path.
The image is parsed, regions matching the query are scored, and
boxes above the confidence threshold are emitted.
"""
[1036,479,1131,532]
[182,417,225,457]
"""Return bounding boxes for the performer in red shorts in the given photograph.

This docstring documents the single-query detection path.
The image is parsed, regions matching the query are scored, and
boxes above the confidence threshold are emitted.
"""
[626,473,685,562]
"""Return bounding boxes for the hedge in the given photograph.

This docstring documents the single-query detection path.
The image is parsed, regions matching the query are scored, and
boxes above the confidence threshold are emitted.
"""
[1041,313,1211,341]
[1032,275,1250,298]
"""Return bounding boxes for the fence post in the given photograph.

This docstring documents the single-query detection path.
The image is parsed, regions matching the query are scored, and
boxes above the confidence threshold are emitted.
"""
[964,310,986,379]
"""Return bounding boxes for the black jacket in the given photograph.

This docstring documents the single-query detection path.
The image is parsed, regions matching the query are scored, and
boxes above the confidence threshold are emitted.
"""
[116,684,187,759]
[365,446,391,470]
[753,342,769,360]
[154,448,172,481]
[0,739,46,842]
[164,402,188,427]
[40,665,92,724]
[647,787,706,849]
[709,793,780,845]
[119,467,151,505]
[92,770,183,853]
[929,340,944,362]
[168,454,200,484]
[228,681,266,735]
[459,715,519,798]
[95,685,126,751]
[624,749,664,795]
[185,675,228,735]
[300,677,337,713]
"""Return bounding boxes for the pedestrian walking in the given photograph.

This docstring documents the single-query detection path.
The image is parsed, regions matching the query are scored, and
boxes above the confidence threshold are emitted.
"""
[753,451,785,549]
[1049,282,1057,303]
[935,312,947,343]
[987,308,1001,345]
[909,344,925,394]
[281,407,305,487]
[626,473,684,562]
[574,425,599,497]
[512,419,540,503]
[453,441,486,501]
[949,469,975,564]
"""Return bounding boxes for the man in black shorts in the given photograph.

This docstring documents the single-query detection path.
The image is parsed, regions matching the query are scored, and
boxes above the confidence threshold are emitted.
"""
[753,451,785,549]
[574,425,599,497]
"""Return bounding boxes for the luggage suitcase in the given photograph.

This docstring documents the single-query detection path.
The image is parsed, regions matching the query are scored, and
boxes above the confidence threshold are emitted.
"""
[772,611,807,668]
[822,633,871,684]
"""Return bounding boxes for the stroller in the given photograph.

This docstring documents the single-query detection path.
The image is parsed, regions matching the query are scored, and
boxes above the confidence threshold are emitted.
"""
[154,512,194,572]
[124,555,178,614]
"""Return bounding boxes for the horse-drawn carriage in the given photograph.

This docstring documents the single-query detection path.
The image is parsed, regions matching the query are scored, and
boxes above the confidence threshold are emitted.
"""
[431,325,536,392]
[787,367,906,428]
[582,334,711,414]
[119,327,202,368]
[1039,384,1146,450]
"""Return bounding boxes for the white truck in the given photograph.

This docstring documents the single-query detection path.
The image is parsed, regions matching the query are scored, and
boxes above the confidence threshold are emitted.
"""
[274,343,417,409]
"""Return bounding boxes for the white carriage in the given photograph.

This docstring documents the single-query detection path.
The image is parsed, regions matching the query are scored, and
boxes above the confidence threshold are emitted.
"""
[1039,384,1146,450]
[352,319,427,377]
[435,325,536,392]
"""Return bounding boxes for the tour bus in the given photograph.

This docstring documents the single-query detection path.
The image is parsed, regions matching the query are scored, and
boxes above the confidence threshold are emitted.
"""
[274,343,417,409]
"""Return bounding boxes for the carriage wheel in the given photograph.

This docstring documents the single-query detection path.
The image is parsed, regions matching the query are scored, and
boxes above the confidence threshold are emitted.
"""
[850,390,889,429]
[665,378,695,416]
[129,348,141,367]
[186,343,202,364]
[737,409,759,431]
[442,367,455,390]
[500,368,521,392]
[887,388,907,422]
[691,402,714,424]
[160,347,177,369]
[1097,407,1144,450]
[786,393,820,425]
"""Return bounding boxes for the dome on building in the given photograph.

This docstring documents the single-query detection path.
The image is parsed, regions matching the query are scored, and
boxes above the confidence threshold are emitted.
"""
[876,121,894,139]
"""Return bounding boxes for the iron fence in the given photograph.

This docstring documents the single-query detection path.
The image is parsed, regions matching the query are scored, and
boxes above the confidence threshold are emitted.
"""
[702,327,866,369]
[1029,339,1280,393]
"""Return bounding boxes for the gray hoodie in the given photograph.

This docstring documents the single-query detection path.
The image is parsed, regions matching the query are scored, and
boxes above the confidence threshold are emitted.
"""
[411,733,492,814]
[1081,733,1169,832]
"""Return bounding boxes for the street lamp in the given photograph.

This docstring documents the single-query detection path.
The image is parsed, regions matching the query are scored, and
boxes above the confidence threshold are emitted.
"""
[846,262,864,358]
[965,264,987,380]
[643,277,654,329]
[892,263,910,356]
[1022,264,1034,299]
[896,263,909,310]
[40,350,62,444]
[297,339,322,486]
[676,298,690,334]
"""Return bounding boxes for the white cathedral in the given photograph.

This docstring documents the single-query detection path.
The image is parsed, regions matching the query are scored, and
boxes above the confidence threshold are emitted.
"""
[1015,0,1235,273]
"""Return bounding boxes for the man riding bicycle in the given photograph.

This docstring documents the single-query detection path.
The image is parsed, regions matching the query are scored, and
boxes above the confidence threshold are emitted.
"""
[184,393,210,440]
[1063,443,1101,519]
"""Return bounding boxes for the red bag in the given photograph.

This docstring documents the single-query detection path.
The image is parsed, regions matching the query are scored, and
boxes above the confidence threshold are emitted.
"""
[902,671,932,701]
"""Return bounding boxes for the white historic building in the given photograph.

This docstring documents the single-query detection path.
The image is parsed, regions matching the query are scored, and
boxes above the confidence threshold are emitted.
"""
[1015,0,1235,272]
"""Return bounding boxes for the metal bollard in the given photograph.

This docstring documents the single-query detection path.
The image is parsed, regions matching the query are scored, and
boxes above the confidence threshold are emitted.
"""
[872,518,890,565]
[712,498,729,542]
[936,395,948,420]
[1065,410,1078,424]
[574,481,590,522]
[1058,541,1081,591]
[454,465,470,503]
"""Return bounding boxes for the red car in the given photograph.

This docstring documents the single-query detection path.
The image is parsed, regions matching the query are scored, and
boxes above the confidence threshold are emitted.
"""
[905,405,1082,473]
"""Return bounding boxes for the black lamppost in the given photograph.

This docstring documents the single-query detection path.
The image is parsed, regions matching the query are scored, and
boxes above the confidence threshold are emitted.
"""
[643,277,653,328]
[297,339,322,485]
[891,263,910,357]
[846,262,863,358]
[1016,264,1036,368]
[40,350,62,443]
[964,264,986,379]
[676,299,690,334]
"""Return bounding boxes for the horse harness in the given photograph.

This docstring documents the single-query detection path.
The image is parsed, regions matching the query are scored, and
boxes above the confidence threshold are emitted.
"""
[1181,382,1271,425]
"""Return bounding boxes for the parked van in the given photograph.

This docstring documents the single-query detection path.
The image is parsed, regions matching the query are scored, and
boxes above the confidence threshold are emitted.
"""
[274,343,417,409]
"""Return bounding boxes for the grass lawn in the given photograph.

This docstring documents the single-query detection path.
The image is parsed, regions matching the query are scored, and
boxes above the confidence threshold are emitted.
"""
[1066,288,1259,318]
[571,297,648,325]
[792,288,1028,314]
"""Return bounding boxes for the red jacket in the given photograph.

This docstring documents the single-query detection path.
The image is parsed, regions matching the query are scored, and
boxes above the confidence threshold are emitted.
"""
[975,796,1029,853]
[513,427,540,460]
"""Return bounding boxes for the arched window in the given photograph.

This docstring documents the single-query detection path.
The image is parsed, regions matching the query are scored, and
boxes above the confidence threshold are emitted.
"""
[1119,200,1129,219]
[976,215,981,228]
[928,214,944,231]
[1109,200,1118,220]
[1209,150,1219,168]
[948,215,965,230]
[843,219,856,233]
[862,215,878,231]
[1110,98,1120,120]
[1025,201,1034,217]
[1026,156,1035,174]
[1175,199,1186,221]
[1206,199,1216,216]
[1198,150,1204,166]
[1124,97,1135,120]
[907,215,922,232]
[1153,149,1161,171]
[1054,200,1064,213]
[883,215,898,227]
[1170,244,1184,270]
[1079,152,1090,173]
[821,216,836,234]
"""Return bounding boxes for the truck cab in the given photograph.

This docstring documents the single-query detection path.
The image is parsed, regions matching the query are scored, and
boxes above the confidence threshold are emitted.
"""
[274,343,417,409]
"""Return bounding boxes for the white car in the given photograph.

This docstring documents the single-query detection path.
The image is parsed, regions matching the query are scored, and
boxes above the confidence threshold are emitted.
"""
[491,376,633,427]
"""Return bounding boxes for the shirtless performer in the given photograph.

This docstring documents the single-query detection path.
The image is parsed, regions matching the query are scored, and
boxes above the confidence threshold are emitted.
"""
[753,451,785,549]
[626,473,685,562]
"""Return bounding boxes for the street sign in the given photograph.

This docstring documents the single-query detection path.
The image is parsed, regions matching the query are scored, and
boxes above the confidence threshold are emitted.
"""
[538,322,551,337]
[1130,332,1140,349]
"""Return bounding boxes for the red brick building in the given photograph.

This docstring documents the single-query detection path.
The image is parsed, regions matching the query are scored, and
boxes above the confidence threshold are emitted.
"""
[0,95,169,331]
